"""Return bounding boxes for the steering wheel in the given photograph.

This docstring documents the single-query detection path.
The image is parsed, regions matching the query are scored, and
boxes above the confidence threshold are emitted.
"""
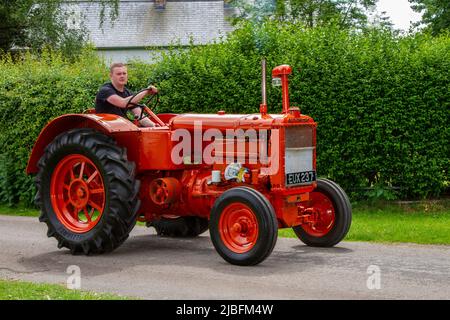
[142,90,159,109]
[125,88,162,125]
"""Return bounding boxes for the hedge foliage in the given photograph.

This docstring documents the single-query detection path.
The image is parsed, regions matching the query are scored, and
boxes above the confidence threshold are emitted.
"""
[0,23,449,206]
[151,23,450,200]
[0,49,154,205]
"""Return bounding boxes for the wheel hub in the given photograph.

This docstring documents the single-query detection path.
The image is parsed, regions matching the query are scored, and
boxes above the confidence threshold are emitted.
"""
[232,222,242,233]
[302,192,336,237]
[232,218,254,235]
[69,179,90,208]
[219,203,259,253]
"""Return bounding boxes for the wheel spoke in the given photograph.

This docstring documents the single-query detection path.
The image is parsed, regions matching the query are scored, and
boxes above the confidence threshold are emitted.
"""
[72,207,80,220]
[84,208,91,222]
[79,161,86,179]
[88,200,102,213]
[70,166,76,181]
[90,208,96,220]
[90,188,104,195]
[86,170,98,184]
[63,199,71,208]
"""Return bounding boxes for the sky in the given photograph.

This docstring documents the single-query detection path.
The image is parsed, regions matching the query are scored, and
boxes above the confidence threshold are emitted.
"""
[376,0,423,31]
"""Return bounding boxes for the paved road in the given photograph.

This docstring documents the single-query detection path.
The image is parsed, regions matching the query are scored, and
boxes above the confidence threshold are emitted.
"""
[0,215,449,300]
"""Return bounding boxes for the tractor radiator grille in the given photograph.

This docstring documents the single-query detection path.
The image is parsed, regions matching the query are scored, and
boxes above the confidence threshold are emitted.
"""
[285,126,316,187]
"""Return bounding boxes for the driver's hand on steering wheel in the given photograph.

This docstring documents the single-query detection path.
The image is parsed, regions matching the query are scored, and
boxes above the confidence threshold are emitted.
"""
[146,85,158,95]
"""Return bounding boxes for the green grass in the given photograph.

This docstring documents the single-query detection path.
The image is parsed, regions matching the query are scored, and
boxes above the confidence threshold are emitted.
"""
[0,279,132,300]
[0,204,40,217]
[346,200,450,244]
[279,200,450,245]
[2,200,450,245]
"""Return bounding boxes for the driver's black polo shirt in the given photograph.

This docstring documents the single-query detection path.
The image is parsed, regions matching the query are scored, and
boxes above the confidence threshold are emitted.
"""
[95,83,133,118]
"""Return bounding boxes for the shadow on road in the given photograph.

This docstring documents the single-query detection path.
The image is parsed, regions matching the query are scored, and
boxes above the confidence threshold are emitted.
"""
[20,233,354,278]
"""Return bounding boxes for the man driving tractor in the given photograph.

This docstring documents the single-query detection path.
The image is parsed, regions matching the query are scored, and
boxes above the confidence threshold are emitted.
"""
[95,62,158,127]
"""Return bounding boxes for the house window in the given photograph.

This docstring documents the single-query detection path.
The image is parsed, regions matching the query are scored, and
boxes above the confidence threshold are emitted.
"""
[66,5,82,30]
[155,0,167,11]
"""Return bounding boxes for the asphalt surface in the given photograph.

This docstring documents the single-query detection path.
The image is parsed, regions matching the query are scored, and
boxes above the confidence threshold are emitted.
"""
[0,215,449,300]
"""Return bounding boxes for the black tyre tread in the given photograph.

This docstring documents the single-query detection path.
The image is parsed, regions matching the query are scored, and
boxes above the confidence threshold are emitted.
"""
[293,178,352,247]
[236,187,278,263]
[35,128,140,255]
[209,187,278,266]
[149,216,209,237]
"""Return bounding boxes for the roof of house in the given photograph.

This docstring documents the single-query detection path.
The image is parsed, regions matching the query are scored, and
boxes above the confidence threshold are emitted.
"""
[66,0,236,49]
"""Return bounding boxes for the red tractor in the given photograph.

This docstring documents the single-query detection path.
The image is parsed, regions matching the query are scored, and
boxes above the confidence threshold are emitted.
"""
[26,62,351,266]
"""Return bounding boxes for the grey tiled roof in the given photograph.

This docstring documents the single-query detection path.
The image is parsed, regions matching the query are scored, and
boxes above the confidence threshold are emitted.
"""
[65,0,236,48]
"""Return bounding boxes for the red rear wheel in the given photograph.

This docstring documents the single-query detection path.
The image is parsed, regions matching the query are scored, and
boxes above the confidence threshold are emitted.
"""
[51,154,105,233]
[36,128,140,255]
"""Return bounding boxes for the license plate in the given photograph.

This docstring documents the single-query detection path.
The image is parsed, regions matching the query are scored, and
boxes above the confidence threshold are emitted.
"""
[286,171,316,186]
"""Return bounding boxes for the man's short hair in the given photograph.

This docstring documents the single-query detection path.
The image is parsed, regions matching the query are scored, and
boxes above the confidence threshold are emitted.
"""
[110,62,127,74]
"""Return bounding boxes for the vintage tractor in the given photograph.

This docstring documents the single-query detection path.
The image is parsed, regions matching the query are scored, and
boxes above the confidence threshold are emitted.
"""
[26,61,351,266]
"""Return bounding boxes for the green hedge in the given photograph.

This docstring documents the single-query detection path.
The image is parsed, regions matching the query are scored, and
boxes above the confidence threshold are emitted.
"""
[150,23,450,200]
[0,23,449,206]
[0,50,153,205]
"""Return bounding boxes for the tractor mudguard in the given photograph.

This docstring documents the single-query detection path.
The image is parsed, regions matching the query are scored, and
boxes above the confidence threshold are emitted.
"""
[26,113,140,174]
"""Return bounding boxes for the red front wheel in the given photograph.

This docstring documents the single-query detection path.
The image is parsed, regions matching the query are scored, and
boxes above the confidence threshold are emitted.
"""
[293,178,352,247]
[209,187,278,266]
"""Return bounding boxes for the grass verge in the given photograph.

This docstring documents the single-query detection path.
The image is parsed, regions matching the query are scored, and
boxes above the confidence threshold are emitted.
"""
[0,279,132,300]
[1,200,449,245]
[279,200,450,245]
[0,204,40,217]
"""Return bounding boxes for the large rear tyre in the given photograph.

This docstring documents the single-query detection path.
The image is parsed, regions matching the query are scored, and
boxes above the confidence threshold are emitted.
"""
[149,216,209,237]
[293,178,351,247]
[209,187,278,266]
[35,128,140,255]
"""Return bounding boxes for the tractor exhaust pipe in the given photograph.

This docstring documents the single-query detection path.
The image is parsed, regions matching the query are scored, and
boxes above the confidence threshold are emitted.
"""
[260,58,268,116]
[261,58,267,106]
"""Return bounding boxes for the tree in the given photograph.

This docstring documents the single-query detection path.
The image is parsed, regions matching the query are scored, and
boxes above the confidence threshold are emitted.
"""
[228,0,378,29]
[0,0,118,56]
[409,0,450,35]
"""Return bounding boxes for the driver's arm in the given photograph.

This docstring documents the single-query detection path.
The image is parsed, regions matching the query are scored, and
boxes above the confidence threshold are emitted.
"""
[129,106,156,127]
[136,115,156,127]
[106,86,158,108]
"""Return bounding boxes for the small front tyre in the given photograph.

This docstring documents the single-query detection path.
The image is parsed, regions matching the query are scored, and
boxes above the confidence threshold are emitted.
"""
[209,187,278,266]
[293,178,352,247]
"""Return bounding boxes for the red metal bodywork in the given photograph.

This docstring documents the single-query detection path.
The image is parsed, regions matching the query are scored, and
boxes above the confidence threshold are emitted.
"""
[27,65,319,230]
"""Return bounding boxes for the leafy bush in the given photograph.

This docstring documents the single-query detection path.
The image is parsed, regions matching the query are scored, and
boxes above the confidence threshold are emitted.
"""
[0,49,154,205]
[0,50,101,204]
[150,23,449,200]
[0,23,449,206]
